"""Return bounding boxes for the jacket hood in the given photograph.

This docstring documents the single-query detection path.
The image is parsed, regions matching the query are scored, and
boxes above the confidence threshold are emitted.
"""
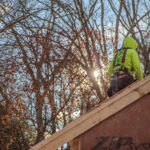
[123,36,138,50]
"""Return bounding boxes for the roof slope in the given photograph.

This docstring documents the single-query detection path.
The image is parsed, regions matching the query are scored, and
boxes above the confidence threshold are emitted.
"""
[30,75,150,150]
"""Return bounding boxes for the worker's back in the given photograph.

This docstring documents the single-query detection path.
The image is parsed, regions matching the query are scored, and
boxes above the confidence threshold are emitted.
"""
[107,36,143,97]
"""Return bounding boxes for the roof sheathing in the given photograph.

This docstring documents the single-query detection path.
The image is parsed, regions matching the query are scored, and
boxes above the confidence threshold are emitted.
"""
[30,75,150,150]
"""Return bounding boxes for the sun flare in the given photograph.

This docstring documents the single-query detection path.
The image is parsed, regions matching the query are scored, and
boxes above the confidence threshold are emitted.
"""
[94,70,99,78]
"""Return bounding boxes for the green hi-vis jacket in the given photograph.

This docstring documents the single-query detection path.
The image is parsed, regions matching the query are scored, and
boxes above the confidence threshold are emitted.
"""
[108,36,143,81]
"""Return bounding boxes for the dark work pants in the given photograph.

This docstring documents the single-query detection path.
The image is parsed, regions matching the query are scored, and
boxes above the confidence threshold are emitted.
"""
[107,73,135,97]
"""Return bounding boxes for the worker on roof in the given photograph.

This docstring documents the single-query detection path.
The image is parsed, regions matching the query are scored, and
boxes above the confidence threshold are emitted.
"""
[107,36,143,97]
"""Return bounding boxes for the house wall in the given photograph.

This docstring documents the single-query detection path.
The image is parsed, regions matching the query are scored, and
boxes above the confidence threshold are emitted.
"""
[80,94,150,150]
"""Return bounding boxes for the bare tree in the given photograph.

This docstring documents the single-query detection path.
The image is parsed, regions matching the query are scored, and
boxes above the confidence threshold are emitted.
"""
[108,0,150,75]
[0,0,149,149]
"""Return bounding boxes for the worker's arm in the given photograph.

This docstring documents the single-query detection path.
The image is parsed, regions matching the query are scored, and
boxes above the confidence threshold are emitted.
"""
[132,50,143,79]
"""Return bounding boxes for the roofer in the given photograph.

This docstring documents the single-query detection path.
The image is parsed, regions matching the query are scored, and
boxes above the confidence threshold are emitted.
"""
[107,36,143,97]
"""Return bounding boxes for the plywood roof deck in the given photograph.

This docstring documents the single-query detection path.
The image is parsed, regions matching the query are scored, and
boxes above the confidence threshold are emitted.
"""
[30,75,150,150]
